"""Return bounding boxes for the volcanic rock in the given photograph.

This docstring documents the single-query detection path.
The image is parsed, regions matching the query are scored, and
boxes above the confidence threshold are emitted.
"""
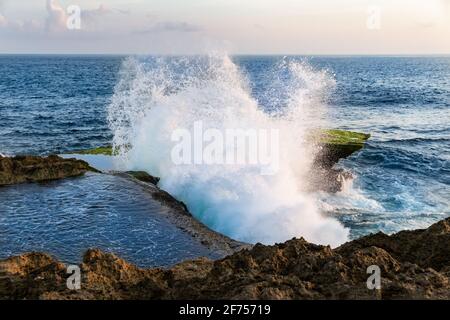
[1,217,449,300]
[0,155,98,186]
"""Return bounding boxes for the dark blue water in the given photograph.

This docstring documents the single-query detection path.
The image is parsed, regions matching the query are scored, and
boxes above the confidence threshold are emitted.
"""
[0,55,449,255]
[235,55,449,237]
[0,55,120,155]
[310,57,450,237]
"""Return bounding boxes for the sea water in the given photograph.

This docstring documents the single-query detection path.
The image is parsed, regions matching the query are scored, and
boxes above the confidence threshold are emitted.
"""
[0,54,449,264]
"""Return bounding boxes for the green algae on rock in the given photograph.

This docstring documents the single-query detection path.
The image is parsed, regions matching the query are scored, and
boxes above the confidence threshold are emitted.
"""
[314,129,371,168]
[71,146,114,156]
[321,129,371,146]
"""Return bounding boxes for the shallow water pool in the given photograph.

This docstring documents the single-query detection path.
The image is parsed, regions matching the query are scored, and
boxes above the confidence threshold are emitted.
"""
[0,173,220,267]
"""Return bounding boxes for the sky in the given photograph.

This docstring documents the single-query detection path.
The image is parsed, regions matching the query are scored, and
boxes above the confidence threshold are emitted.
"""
[0,0,449,54]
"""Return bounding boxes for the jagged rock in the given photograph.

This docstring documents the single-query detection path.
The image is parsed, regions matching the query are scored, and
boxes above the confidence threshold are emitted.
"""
[126,171,160,186]
[0,155,98,186]
[1,217,449,300]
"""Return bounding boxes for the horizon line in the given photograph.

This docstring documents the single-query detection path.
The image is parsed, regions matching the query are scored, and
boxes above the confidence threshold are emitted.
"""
[1,52,450,57]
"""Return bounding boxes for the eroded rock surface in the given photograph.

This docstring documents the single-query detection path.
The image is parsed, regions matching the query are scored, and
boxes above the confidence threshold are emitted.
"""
[0,155,98,186]
[1,217,449,300]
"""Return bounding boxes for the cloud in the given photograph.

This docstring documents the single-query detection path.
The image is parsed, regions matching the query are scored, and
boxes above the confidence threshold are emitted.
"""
[45,0,67,33]
[0,14,6,27]
[0,8,42,32]
[135,21,203,34]
[45,0,112,33]
[0,0,113,36]
[114,8,131,15]
[0,1,13,29]
[82,4,111,22]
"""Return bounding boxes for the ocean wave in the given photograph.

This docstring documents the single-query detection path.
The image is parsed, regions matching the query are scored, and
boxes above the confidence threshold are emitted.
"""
[107,53,349,247]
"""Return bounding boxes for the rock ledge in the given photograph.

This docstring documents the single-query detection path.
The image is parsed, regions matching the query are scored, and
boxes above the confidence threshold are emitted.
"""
[1,217,448,300]
[0,155,98,186]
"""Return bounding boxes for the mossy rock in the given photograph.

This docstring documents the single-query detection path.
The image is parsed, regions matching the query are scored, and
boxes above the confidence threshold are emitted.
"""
[315,129,370,168]
[320,129,370,146]
[71,146,114,156]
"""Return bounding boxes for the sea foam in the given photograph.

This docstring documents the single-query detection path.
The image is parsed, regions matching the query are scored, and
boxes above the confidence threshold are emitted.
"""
[108,54,349,247]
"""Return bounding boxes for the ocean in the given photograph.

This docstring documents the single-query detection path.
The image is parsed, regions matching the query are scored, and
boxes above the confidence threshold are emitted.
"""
[0,54,449,265]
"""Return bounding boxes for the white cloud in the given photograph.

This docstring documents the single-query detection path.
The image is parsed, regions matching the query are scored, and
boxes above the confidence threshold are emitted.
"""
[0,0,6,26]
[0,14,7,27]
[0,0,449,54]
[45,0,66,33]
[0,0,112,34]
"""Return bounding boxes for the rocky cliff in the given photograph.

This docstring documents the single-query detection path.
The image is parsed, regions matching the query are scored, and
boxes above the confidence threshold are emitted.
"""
[1,217,448,300]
